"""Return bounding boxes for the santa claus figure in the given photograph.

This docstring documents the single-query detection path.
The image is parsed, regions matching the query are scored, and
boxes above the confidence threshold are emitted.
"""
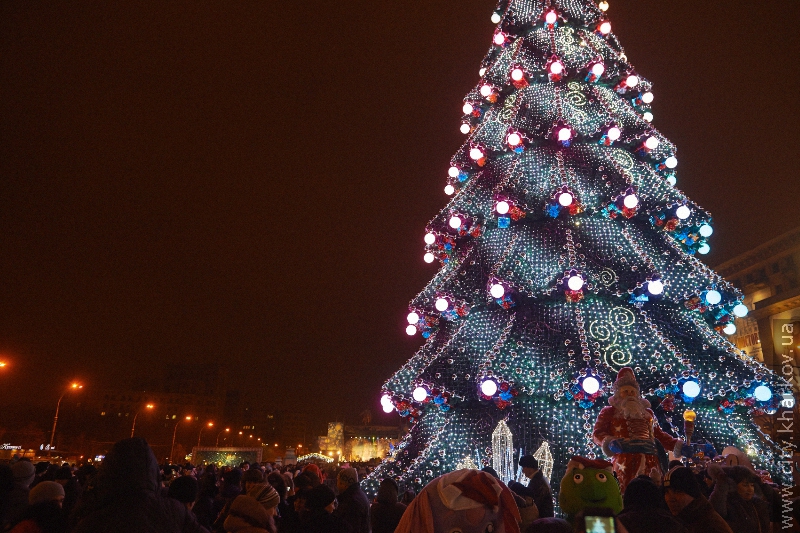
[592,367,685,493]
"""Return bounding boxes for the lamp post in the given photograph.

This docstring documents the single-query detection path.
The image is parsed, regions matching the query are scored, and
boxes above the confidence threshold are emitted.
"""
[215,428,230,447]
[131,403,154,438]
[169,416,192,464]
[197,422,214,447]
[49,382,83,458]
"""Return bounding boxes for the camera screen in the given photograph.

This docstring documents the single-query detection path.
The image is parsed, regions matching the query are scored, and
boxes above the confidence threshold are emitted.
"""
[584,515,616,533]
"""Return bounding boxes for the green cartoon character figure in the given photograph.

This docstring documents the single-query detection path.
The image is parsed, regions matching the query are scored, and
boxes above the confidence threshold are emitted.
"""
[558,456,623,521]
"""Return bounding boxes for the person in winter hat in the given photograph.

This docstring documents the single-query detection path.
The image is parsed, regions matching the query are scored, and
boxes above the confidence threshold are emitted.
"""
[334,467,370,533]
[617,475,686,533]
[395,469,520,533]
[4,460,37,528]
[223,495,271,533]
[29,481,65,506]
[510,455,553,518]
[663,466,732,533]
[302,484,350,533]
[370,477,406,533]
[707,464,769,533]
[246,482,279,530]
[168,475,199,511]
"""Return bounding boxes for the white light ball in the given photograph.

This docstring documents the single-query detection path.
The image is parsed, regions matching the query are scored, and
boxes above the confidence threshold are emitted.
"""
[444,184,455,196]
[598,1,609,11]
[592,63,605,77]
[507,133,521,146]
[641,91,654,104]
[557,127,571,141]
[666,175,676,186]
[491,12,501,23]
[493,32,505,46]
[643,112,654,122]
[698,243,710,255]
[435,298,449,311]
[381,394,394,412]
[405,324,417,336]
[582,376,600,394]
[448,215,462,229]
[412,386,428,402]
[626,75,639,88]
[647,280,664,295]
[424,252,435,263]
[645,136,659,150]
[676,205,691,219]
[705,290,722,305]
[545,10,557,24]
[623,194,638,208]
[607,126,621,141]
[407,311,420,324]
[495,201,510,215]
[550,60,564,75]
[733,303,749,317]
[599,21,611,34]
[558,192,573,206]
[448,166,460,178]
[567,275,584,291]
[723,323,737,335]
[754,385,772,402]
[682,381,701,398]
[511,68,524,81]
[490,283,505,298]
[480,84,492,97]
[462,103,473,115]
[479,67,487,76]
[460,123,471,134]
[665,156,678,169]
[424,232,436,244]
[699,224,713,237]
[480,379,498,396]
[469,147,484,160]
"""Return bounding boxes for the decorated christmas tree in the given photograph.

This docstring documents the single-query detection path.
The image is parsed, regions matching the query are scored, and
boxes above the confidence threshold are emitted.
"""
[365,0,791,495]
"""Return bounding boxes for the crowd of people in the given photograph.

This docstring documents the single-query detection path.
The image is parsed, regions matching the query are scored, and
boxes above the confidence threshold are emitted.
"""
[0,436,798,533]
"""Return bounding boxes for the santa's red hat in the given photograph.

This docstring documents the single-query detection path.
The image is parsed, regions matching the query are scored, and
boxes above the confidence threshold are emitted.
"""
[565,456,613,473]
[613,367,639,392]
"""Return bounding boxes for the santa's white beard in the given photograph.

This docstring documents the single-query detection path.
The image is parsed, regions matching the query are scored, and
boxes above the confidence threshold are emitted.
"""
[609,393,651,420]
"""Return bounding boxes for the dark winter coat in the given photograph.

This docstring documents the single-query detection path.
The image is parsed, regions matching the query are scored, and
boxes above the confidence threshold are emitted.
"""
[709,480,770,533]
[510,470,554,518]
[675,496,734,533]
[334,482,370,533]
[301,509,352,533]
[369,481,406,533]
[617,505,688,533]
[70,437,208,533]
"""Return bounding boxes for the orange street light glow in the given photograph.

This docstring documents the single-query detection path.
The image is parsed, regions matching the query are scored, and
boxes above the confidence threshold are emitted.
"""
[185,416,192,421]
[207,422,214,427]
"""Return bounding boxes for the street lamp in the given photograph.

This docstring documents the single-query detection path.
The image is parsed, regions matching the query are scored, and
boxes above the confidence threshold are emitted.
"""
[169,416,192,464]
[131,403,154,438]
[197,422,214,447]
[49,382,83,458]
[215,428,230,447]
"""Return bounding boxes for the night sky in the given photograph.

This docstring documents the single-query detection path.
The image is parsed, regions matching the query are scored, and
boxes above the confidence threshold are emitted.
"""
[1,0,798,427]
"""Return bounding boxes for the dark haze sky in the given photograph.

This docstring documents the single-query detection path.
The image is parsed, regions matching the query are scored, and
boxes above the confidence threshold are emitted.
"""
[1,0,798,426]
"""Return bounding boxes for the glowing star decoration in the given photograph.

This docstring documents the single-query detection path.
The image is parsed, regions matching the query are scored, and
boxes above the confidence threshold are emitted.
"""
[592,63,605,77]
[462,103,473,114]
[480,379,498,397]
[558,191,574,206]
[424,233,436,245]
[424,252,435,263]
[599,21,611,35]
[545,10,557,24]
[469,147,484,160]
[567,275,584,291]
[511,68,524,82]
[413,386,428,402]
[582,376,600,394]
[435,298,449,311]
[647,280,664,295]
[549,60,564,76]
[381,395,394,413]
[492,420,515,483]
[682,380,701,399]
[607,126,621,142]
[444,184,455,196]
[460,123,471,134]
[645,136,659,150]
[491,12,501,24]
[626,75,639,88]
[490,284,505,299]
[407,312,420,324]
[754,385,772,402]
[733,303,749,317]
[641,91,654,104]
[448,215,462,229]
[533,441,554,482]
[698,243,710,255]
[665,156,678,169]
[495,201,510,215]
[699,224,713,237]
[723,323,737,335]
[676,205,691,219]
[507,133,522,147]
[456,455,480,470]
[623,194,638,209]
[705,290,722,305]
[557,127,571,142]
[405,325,417,336]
